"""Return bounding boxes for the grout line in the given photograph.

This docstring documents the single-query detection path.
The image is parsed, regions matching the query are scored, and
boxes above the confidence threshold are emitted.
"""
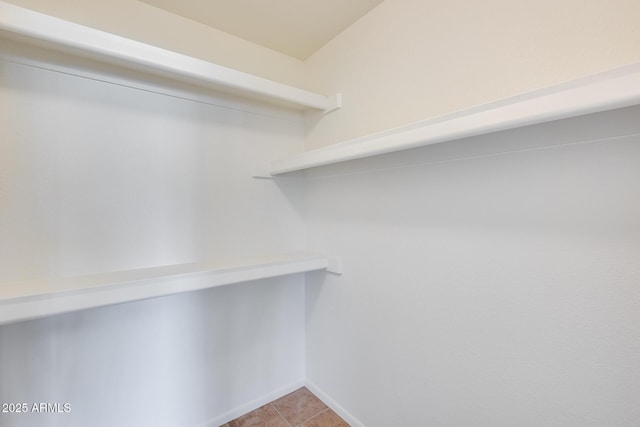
[305,130,640,181]
[305,379,363,427]
[225,387,338,427]
[295,408,331,427]
[271,403,293,427]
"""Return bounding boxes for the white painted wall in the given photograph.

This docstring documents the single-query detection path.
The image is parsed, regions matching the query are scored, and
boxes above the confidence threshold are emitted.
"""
[2,0,306,87]
[304,0,640,149]
[3,3,640,426]
[304,106,640,426]
[0,45,307,427]
[301,3,640,424]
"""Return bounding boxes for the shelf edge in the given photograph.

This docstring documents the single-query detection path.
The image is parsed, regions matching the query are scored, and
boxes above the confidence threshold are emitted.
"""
[270,62,640,174]
[0,0,333,110]
[0,253,329,326]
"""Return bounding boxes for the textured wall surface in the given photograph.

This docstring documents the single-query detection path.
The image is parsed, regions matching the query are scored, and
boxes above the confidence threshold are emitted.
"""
[304,106,640,426]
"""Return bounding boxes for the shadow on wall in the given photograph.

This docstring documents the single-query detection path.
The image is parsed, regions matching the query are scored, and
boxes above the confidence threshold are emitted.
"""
[0,275,305,427]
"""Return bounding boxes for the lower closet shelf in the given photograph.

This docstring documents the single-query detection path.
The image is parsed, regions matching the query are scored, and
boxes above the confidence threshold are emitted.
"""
[0,252,329,325]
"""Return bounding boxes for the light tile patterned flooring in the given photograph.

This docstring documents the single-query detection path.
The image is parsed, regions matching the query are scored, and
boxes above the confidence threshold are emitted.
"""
[222,387,349,427]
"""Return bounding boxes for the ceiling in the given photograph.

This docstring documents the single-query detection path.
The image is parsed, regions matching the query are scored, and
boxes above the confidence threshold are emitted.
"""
[138,0,384,60]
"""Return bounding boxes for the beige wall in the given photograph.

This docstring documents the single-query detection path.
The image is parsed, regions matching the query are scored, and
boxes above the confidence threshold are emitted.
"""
[3,0,307,87]
[8,0,637,145]
[304,0,640,148]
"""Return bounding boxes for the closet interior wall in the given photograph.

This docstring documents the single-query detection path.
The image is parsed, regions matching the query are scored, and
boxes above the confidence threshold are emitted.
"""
[304,106,640,426]
[303,0,640,149]
[0,41,307,427]
[1,0,640,426]
[301,1,640,425]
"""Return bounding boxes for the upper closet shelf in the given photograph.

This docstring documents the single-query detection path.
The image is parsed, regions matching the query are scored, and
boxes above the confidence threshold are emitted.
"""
[268,62,640,175]
[0,252,333,326]
[0,1,339,111]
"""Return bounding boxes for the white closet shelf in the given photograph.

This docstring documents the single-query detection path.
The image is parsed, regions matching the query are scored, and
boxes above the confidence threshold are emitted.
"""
[268,62,640,175]
[0,1,337,111]
[0,252,331,325]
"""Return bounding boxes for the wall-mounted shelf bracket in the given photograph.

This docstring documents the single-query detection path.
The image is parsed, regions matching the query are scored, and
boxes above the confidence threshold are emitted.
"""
[252,161,273,179]
[326,257,343,275]
[323,94,343,115]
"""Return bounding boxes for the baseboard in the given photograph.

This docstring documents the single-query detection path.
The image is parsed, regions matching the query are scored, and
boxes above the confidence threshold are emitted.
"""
[305,379,366,427]
[195,378,306,427]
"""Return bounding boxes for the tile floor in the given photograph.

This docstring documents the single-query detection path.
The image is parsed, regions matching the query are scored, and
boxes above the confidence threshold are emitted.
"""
[222,387,349,427]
